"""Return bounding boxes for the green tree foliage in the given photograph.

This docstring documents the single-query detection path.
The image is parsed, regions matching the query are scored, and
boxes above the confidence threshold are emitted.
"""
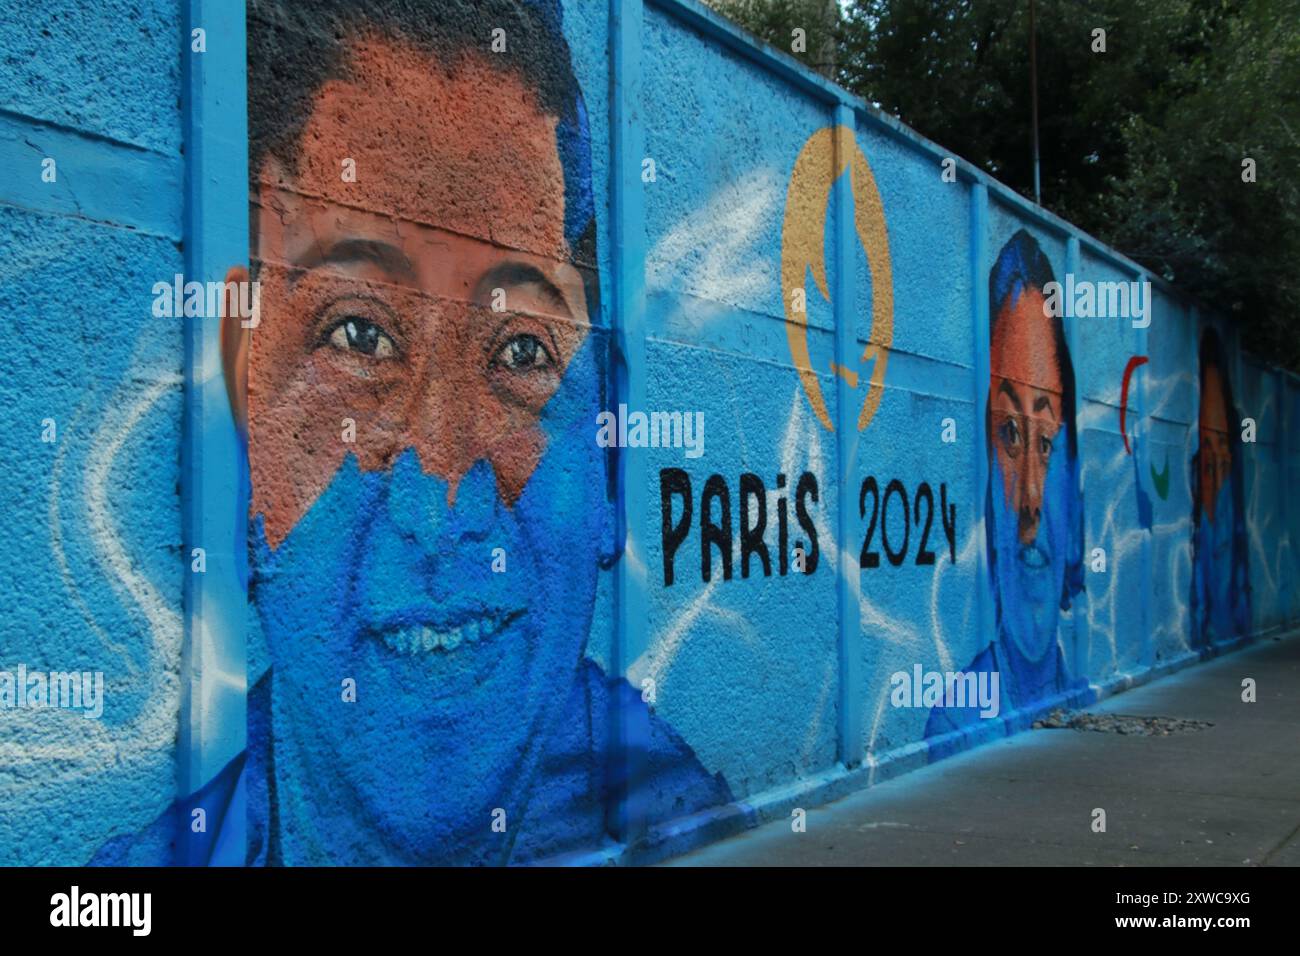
[1092,0,1300,367]
[707,0,842,76]
[711,0,1300,368]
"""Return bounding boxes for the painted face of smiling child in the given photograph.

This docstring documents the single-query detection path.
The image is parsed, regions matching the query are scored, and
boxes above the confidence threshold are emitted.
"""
[226,36,608,862]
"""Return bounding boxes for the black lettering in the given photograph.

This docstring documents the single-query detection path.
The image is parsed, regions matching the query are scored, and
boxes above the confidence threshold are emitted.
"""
[882,478,909,566]
[660,468,692,586]
[940,482,957,563]
[701,474,733,581]
[777,472,789,575]
[915,482,936,565]
[739,473,771,578]
[795,472,820,574]
[859,476,880,568]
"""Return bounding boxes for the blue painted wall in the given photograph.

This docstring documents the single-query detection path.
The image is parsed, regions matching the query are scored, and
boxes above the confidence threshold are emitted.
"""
[0,0,185,864]
[0,0,1295,865]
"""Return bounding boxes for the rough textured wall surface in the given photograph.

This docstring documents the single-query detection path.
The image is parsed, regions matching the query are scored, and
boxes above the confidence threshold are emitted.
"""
[0,2,184,865]
[1,0,1295,866]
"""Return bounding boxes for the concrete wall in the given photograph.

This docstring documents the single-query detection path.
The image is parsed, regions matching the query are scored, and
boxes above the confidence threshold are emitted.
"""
[0,0,1295,865]
[0,0,186,865]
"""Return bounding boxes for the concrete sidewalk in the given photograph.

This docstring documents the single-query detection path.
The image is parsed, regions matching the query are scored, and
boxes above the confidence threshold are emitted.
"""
[666,632,1300,866]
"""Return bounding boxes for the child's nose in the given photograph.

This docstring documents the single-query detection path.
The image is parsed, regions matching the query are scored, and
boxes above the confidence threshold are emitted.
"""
[399,345,486,488]
[384,448,498,552]
[1017,454,1044,545]
[448,459,498,541]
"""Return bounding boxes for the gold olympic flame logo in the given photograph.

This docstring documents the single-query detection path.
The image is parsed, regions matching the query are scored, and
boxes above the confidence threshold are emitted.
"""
[781,125,893,432]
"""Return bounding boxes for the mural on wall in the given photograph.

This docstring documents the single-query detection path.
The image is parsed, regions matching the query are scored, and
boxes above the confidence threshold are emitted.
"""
[926,231,1088,751]
[92,0,729,866]
[24,0,1283,869]
[1190,327,1251,648]
[781,125,893,433]
[1119,354,1156,530]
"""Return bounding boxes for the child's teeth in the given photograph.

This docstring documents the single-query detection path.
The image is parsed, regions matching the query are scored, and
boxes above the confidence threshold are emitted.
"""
[381,617,511,655]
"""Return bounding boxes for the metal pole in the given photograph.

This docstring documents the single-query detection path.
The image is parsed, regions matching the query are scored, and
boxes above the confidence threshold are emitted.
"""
[1030,0,1041,204]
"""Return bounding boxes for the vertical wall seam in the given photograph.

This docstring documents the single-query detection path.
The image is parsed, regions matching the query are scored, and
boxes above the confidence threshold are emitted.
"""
[609,0,649,847]
[181,0,249,863]
[833,108,863,767]
[1189,303,1201,646]
[970,185,994,654]
[179,0,202,832]
[1278,368,1289,625]
[1137,269,1153,666]
[1064,236,1086,677]
[1232,322,1249,634]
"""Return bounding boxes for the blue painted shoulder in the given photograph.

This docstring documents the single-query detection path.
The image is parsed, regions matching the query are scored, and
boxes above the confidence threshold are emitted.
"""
[511,659,731,861]
[585,659,733,826]
[88,749,246,867]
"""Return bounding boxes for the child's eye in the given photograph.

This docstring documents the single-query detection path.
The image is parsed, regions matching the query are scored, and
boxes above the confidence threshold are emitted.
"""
[327,317,397,359]
[494,333,552,372]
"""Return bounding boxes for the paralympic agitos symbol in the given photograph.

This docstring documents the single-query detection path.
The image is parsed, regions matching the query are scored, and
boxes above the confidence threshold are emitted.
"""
[1120,353,1171,501]
[782,126,894,432]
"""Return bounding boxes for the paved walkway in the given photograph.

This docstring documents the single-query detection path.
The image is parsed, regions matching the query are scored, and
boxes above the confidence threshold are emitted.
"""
[667,632,1300,866]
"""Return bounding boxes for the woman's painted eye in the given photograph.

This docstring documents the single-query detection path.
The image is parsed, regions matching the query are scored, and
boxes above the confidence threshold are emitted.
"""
[328,317,396,359]
[1039,435,1053,457]
[1003,419,1021,447]
[494,333,552,372]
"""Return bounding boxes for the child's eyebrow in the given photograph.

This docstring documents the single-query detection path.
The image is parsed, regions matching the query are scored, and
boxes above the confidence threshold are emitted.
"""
[296,238,418,283]
[997,378,1023,413]
[474,261,572,316]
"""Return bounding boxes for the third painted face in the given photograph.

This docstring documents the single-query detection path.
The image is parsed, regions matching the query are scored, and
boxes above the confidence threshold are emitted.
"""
[1198,365,1232,525]
[1195,360,1237,642]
